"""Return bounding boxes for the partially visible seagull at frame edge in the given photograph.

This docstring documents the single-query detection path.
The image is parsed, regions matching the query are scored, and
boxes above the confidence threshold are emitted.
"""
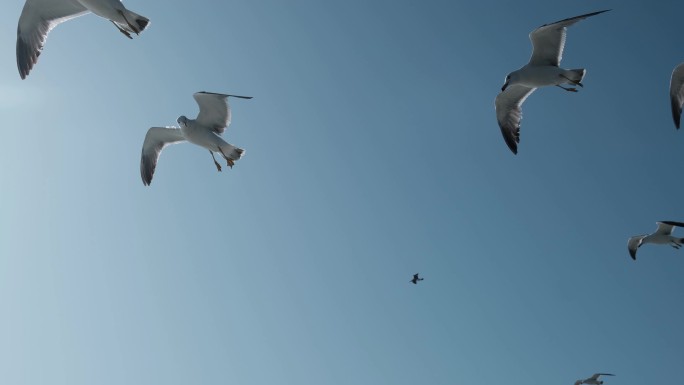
[495,9,610,154]
[574,373,615,385]
[669,63,684,128]
[16,0,150,79]
[410,274,424,285]
[627,221,684,261]
[140,92,253,186]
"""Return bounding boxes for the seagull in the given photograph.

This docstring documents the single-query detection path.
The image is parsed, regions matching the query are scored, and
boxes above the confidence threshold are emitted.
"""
[16,0,150,79]
[574,373,615,385]
[410,274,424,285]
[140,92,252,186]
[670,63,684,128]
[628,221,684,260]
[495,9,610,154]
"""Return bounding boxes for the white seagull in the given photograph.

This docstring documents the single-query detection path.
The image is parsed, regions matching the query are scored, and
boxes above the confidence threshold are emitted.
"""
[140,92,252,186]
[628,221,684,260]
[16,0,150,79]
[495,9,610,154]
[669,63,684,128]
[574,373,615,385]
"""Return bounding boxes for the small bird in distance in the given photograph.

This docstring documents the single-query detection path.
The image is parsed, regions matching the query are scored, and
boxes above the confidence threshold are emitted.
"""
[410,274,424,285]
[574,373,615,385]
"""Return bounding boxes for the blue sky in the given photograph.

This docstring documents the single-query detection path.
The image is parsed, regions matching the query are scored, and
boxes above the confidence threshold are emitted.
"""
[1,0,683,384]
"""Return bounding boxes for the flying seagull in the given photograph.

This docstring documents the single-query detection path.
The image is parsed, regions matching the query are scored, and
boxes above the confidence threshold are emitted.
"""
[16,0,150,79]
[628,221,684,260]
[410,274,424,284]
[495,9,610,154]
[574,373,615,385]
[140,92,252,186]
[670,63,684,128]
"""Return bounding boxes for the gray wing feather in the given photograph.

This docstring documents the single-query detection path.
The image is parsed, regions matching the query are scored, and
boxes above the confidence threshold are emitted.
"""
[627,236,643,260]
[528,10,610,66]
[16,0,89,79]
[140,127,186,186]
[495,85,536,154]
[656,221,684,235]
[591,374,615,379]
[670,63,684,129]
[193,92,232,134]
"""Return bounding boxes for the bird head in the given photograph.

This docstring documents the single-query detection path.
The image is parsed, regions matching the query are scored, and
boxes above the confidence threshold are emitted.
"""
[177,116,188,127]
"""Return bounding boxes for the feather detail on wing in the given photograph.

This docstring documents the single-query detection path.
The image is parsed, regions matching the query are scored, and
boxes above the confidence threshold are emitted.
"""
[140,127,186,186]
[528,10,610,67]
[16,0,89,79]
[495,85,536,154]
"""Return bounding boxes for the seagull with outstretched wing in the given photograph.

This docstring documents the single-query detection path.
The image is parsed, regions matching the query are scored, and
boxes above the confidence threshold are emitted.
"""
[140,92,252,186]
[16,0,150,79]
[628,221,684,260]
[574,373,615,385]
[496,9,610,154]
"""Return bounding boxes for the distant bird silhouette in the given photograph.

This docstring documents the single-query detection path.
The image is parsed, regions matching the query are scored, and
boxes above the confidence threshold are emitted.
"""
[410,273,424,284]
[574,373,615,385]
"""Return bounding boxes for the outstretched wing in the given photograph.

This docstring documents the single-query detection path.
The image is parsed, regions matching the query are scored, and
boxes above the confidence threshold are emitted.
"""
[193,92,252,134]
[16,0,89,79]
[590,374,615,380]
[669,63,684,129]
[495,85,536,154]
[627,236,645,260]
[659,220,684,229]
[528,10,610,67]
[655,222,680,235]
[140,127,186,186]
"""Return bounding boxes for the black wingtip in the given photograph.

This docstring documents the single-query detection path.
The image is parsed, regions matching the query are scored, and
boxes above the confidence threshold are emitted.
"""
[671,98,681,129]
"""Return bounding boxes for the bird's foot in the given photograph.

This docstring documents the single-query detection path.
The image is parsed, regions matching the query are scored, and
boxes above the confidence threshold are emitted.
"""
[226,159,235,168]
[214,160,222,172]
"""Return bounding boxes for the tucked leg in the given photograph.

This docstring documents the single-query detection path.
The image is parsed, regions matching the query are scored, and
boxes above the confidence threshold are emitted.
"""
[560,74,584,87]
[556,85,578,92]
[210,151,222,172]
[218,147,235,168]
[110,20,132,39]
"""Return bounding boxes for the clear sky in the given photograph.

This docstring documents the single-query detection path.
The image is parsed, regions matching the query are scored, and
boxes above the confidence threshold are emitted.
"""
[1,0,683,384]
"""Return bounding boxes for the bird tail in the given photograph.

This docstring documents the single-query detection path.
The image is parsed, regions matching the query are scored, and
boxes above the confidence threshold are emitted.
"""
[221,144,245,163]
[566,69,586,84]
[122,10,150,34]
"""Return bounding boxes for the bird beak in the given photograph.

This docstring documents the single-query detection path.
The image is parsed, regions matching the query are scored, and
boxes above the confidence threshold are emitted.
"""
[501,81,509,92]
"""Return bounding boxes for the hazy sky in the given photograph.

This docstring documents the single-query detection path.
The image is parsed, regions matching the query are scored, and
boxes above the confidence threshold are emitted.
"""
[1,0,683,384]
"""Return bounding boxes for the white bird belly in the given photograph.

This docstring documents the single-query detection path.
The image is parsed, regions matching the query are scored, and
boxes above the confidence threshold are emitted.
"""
[76,0,125,21]
[646,234,676,245]
[517,65,567,87]
[182,124,226,152]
